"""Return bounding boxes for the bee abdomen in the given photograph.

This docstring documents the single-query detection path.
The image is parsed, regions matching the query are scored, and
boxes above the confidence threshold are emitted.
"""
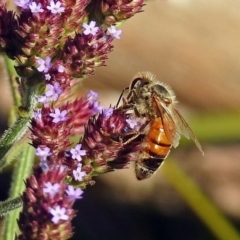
[146,139,171,157]
[135,156,165,180]
[135,137,171,180]
[143,157,165,170]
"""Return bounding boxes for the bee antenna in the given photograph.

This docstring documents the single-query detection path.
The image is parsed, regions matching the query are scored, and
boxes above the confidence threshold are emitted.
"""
[116,87,129,107]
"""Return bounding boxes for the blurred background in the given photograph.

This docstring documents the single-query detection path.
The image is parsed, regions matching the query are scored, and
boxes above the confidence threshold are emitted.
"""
[1,0,240,239]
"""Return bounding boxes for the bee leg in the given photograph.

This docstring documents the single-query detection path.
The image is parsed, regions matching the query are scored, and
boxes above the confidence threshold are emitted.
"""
[126,89,138,103]
[116,87,129,107]
[123,120,149,145]
[122,132,141,145]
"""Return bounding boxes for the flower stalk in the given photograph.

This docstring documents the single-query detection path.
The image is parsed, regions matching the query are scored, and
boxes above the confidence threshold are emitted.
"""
[0,78,40,163]
[0,0,144,239]
[3,144,35,240]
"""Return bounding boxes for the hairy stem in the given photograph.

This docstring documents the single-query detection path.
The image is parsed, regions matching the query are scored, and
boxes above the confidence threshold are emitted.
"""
[2,144,35,240]
[0,197,22,217]
[0,79,40,167]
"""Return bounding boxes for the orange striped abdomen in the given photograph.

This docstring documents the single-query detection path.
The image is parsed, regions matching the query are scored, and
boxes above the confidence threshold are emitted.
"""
[135,118,172,180]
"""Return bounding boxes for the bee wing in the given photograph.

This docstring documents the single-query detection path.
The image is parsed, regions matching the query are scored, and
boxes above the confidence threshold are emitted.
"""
[160,109,181,148]
[171,108,204,155]
[154,96,203,153]
[154,98,181,148]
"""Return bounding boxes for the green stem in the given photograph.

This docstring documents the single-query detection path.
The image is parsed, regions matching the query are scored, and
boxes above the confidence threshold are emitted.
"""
[0,197,22,217]
[0,116,31,166]
[0,79,40,168]
[161,159,240,240]
[3,55,20,110]
[2,144,35,240]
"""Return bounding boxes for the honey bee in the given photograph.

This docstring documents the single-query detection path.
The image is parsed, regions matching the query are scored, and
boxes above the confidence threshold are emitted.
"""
[118,72,204,180]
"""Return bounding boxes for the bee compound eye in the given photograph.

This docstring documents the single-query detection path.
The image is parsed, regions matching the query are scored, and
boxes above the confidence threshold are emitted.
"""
[153,85,169,97]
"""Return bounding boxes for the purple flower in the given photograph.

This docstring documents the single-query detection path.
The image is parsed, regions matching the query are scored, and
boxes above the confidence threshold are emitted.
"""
[15,0,30,8]
[57,64,65,73]
[43,182,60,196]
[107,26,122,39]
[29,2,44,13]
[87,90,98,102]
[47,0,65,14]
[45,82,63,102]
[126,118,138,129]
[91,101,103,113]
[103,107,113,118]
[70,144,86,162]
[45,74,51,81]
[73,167,86,181]
[82,21,99,36]
[86,90,103,112]
[66,185,83,199]
[35,146,52,160]
[37,95,48,104]
[49,108,68,123]
[37,57,52,73]
[37,82,63,104]
[33,109,42,121]
[49,206,69,224]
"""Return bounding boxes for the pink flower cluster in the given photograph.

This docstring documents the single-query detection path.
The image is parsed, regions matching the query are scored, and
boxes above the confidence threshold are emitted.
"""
[0,0,145,238]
